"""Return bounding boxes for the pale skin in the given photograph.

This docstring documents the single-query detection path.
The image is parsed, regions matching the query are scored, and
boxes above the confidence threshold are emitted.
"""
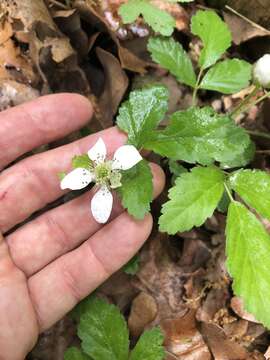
[0,94,165,360]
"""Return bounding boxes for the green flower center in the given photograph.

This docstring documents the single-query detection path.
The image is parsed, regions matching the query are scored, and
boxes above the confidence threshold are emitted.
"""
[95,162,112,184]
[94,161,122,189]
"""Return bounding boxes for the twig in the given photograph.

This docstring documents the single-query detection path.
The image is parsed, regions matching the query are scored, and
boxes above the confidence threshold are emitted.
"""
[225,5,270,35]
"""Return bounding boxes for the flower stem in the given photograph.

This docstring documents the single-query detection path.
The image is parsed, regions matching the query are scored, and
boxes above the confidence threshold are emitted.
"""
[224,182,234,202]
[230,85,261,118]
[192,68,204,106]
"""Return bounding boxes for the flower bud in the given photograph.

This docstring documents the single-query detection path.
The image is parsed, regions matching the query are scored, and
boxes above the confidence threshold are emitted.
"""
[253,54,270,88]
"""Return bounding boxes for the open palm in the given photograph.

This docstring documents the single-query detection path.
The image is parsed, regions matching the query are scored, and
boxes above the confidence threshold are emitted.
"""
[0,94,164,360]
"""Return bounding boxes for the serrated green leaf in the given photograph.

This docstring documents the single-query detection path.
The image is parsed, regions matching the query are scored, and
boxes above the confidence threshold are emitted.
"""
[130,328,165,360]
[148,37,196,87]
[144,107,252,168]
[229,169,270,220]
[78,297,129,360]
[123,255,140,275]
[116,85,168,148]
[64,347,91,360]
[200,59,252,94]
[118,160,153,219]
[119,0,175,36]
[159,166,224,234]
[226,201,270,328]
[191,10,231,69]
[72,154,92,169]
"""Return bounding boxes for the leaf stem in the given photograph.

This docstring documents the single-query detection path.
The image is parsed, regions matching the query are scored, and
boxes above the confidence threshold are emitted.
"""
[224,182,234,202]
[192,68,204,106]
[247,130,270,140]
[230,85,261,118]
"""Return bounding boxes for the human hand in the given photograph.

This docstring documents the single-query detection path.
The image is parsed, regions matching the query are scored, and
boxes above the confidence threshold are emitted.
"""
[0,94,165,360]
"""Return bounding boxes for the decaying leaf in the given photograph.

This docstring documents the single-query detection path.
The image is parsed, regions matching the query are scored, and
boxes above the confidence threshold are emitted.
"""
[161,311,211,360]
[128,292,158,337]
[96,47,129,128]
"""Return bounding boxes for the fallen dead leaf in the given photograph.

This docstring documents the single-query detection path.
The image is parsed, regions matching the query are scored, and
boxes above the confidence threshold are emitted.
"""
[128,292,158,337]
[201,322,249,360]
[96,47,128,128]
[231,297,260,324]
[161,310,211,360]
[223,11,270,45]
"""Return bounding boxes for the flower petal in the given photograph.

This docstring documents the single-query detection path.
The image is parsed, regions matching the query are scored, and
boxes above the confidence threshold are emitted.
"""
[91,186,113,223]
[87,138,107,164]
[60,168,93,190]
[112,145,142,170]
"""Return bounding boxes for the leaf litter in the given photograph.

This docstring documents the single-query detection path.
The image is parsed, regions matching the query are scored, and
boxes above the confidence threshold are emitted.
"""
[1,0,270,359]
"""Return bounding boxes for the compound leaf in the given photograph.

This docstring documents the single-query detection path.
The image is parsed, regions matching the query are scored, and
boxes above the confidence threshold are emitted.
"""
[145,107,253,168]
[229,169,270,220]
[118,160,153,219]
[159,166,224,234]
[116,85,168,148]
[130,328,165,360]
[191,10,231,69]
[148,37,196,87]
[226,201,270,328]
[200,59,252,94]
[78,297,129,360]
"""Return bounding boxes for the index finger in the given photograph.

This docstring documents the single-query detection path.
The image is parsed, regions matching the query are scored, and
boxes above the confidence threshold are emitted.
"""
[0,93,93,170]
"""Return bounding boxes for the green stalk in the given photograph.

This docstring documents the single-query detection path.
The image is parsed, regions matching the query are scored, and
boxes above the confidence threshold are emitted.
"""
[224,182,234,202]
[192,68,204,106]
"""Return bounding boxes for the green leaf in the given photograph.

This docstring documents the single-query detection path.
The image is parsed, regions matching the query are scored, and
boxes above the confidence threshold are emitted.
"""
[191,10,231,69]
[72,154,92,169]
[226,201,270,328]
[145,107,252,168]
[116,85,169,148]
[159,166,224,234]
[168,160,187,177]
[130,328,165,360]
[148,37,196,87]
[78,297,129,360]
[119,0,175,36]
[200,59,252,94]
[123,255,140,275]
[118,160,153,219]
[64,347,91,360]
[229,169,270,220]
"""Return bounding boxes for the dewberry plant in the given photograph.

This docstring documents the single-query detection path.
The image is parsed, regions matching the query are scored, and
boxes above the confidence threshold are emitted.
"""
[115,9,270,329]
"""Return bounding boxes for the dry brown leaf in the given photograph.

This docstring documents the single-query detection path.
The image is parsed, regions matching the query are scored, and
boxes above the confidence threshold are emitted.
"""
[162,311,211,360]
[96,47,128,128]
[2,0,90,94]
[223,11,270,45]
[230,297,259,324]
[0,80,39,111]
[128,292,158,337]
[201,323,249,360]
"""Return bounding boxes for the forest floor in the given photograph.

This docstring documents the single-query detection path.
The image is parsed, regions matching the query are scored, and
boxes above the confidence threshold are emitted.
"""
[1,0,270,359]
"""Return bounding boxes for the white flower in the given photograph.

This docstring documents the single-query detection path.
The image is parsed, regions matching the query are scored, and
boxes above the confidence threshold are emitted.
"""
[253,54,270,88]
[60,138,142,223]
